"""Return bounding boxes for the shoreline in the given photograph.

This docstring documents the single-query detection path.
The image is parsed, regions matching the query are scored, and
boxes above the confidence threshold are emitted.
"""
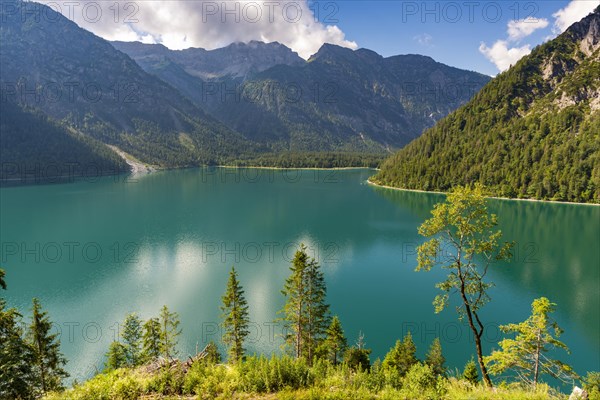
[366,179,600,207]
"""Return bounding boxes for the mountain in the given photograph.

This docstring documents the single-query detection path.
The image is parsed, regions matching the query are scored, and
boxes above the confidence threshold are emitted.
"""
[111,40,304,81]
[0,101,128,182]
[0,0,252,170]
[112,41,491,153]
[372,7,600,203]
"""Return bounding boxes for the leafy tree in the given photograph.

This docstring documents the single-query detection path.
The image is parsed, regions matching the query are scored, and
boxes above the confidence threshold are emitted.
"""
[382,331,419,376]
[322,316,347,365]
[142,317,162,362]
[0,300,35,399]
[27,298,68,395]
[221,266,250,363]
[159,305,181,360]
[416,184,513,387]
[425,338,446,377]
[122,313,143,366]
[105,341,127,371]
[279,244,330,361]
[583,371,600,400]
[343,331,371,371]
[485,297,576,387]
[462,356,479,385]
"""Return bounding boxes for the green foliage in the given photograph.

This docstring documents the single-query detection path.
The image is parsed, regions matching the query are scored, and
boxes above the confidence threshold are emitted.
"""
[425,338,447,377]
[121,314,143,367]
[220,266,250,363]
[485,297,576,387]
[279,244,330,361]
[159,305,181,360]
[0,300,35,400]
[583,371,600,400]
[142,318,161,363]
[400,362,446,400]
[27,298,69,395]
[343,331,372,371]
[416,184,514,387]
[321,316,348,365]
[462,356,479,385]
[0,268,6,290]
[374,10,600,204]
[203,341,222,365]
[382,331,419,376]
[105,342,128,371]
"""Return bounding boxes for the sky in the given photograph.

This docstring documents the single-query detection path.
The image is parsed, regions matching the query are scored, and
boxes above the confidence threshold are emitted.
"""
[37,0,599,76]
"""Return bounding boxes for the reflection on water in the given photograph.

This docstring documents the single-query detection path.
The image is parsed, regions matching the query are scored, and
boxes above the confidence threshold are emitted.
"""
[0,168,598,382]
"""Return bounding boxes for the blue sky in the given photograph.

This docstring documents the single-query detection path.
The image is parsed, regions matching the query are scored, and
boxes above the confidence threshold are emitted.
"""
[310,0,599,75]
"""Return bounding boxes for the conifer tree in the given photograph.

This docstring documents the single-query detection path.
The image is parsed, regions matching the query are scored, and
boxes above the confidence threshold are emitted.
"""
[221,266,250,363]
[142,317,162,362]
[105,341,127,370]
[425,338,446,376]
[323,316,347,364]
[0,300,35,399]
[485,297,576,387]
[463,356,479,385]
[343,331,371,371]
[122,313,143,366]
[159,305,181,360]
[0,268,6,290]
[27,298,68,395]
[382,331,418,376]
[279,244,330,361]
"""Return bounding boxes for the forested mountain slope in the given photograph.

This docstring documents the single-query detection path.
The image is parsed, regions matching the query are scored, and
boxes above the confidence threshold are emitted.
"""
[373,6,600,203]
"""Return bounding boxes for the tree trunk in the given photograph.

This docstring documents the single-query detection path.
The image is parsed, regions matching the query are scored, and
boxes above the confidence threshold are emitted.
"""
[533,330,541,387]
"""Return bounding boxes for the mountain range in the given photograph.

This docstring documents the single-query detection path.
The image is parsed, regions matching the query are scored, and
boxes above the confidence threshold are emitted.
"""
[0,0,489,180]
[372,6,600,203]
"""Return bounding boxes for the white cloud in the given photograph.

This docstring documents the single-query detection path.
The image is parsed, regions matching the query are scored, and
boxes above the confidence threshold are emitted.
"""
[507,17,549,41]
[413,33,433,46]
[39,0,357,59]
[553,0,599,33]
[479,40,532,72]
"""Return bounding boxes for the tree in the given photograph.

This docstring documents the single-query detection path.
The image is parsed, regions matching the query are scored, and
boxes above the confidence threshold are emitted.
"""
[343,331,371,371]
[0,300,35,399]
[382,331,419,376]
[279,244,330,361]
[122,313,143,366]
[425,338,446,377]
[204,341,222,364]
[105,341,127,370]
[142,318,162,362]
[159,305,181,360]
[463,356,479,385]
[27,298,68,395]
[0,268,6,290]
[221,266,250,363]
[485,297,576,387]
[322,316,347,364]
[416,184,513,386]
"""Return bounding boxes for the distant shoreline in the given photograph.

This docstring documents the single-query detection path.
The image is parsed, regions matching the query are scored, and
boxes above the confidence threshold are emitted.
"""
[366,179,600,207]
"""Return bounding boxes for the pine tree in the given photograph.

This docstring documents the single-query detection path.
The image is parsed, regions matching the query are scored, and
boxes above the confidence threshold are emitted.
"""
[279,244,330,361]
[343,331,371,371]
[122,313,143,366]
[0,268,6,290]
[382,331,418,376]
[463,356,479,385]
[323,316,347,364]
[221,266,250,363]
[159,305,181,360]
[105,341,127,370]
[485,297,576,387]
[425,338,446,376]
[27,298,68,395]
[204,341,222,364]
[0,300,35,399]
[142,318,161,362]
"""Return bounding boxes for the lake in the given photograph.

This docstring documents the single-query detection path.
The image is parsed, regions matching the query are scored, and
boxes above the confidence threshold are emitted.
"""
[0,168,598,382]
